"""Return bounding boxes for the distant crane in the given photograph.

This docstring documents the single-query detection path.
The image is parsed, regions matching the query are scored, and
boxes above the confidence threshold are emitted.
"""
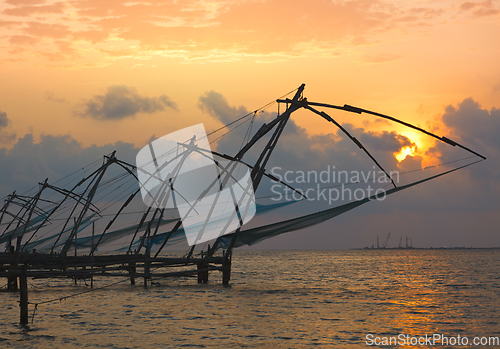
[383,232,390,249]
[398,236,403,248]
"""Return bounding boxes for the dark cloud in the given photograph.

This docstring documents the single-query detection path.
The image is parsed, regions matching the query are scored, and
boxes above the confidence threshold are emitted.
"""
[442,98,500,150]
[198,91,498,248]
[430,98,499,191]
[198,91,249,125]
[0,133,138,197]
[0,132,16,145]
[0,95,496,249]
[198,90,412,196]
[78,85,178,120]
[357,127,414,152]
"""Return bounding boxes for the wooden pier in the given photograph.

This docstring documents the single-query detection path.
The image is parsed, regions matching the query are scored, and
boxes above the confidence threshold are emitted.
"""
[0,251,230,325]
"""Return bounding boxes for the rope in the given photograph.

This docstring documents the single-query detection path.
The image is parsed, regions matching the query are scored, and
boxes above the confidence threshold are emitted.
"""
[26,277,132,323]
[255,156,483,201]
[25,252,194,318]
[239,112,256,151]
[26,277,131,322]
[209,117,253,146]
[206,87,298,139]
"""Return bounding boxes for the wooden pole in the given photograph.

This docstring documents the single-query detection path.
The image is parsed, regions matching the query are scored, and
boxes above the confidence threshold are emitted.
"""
[222,250,232,286]
[129,262,136,285]
[91,222,94,288]
[7,245,18,291]
[74,217,78,257]
[197,250,209,284]
[74,217,77,285]
[144,235,150,288]
[19,265,28,325]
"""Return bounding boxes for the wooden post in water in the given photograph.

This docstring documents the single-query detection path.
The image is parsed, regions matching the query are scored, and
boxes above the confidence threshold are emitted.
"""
[222,250,232,286]
[144,235,150,288]
[7,245,18,291]
[91,222,94,289]
[197,250,209,284]
[19,265,28,325]
[197,262,203,284]
[129,262,136,285]
[74,217,77,285]
[10,236,24,290]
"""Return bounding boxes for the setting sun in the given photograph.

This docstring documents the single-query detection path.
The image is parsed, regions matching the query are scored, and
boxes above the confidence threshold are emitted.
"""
[395,146,416,162]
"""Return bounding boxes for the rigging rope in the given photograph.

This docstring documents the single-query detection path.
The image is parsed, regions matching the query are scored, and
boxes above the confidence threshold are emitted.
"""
[254,156,484,201]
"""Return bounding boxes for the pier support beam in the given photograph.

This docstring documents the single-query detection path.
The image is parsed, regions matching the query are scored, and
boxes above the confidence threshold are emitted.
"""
[8,246,17,291]
[222,251,232,286]
[144,253,150,288]
[197,262,209,284]
[19,266,28,326]
[8,272,18,291]
[129,262,136,285]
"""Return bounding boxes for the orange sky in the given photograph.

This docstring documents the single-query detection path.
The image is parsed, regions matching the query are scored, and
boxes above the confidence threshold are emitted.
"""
[0,0,499,161]
[0,0,499,249]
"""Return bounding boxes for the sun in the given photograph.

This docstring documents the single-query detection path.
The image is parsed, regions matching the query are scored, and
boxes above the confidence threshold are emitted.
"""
[395,146,416,162]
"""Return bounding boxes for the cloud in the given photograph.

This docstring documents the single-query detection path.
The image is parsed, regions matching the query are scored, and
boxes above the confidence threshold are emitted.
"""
[2,2,66,17]
[442,98,500,150]
[198,91,497,215]
[196,91,500,248]
[359,53,401,64]
[0,0,450,63]
[0,19,20,28]
[430,98,500,192]
[0,94,498,249]
[0,133,139,197]
[73,30,109,44]
[45,92,66,103]
[0,110,17,145]
[78,85,178,120]
[5,0,46,5]
[198,91,249,125]
[0,110,9,128]
[198,90,411,190]
[23,22,70,39]
[8,35,40,45]
[460,0,499,17]
[494,82,500,94]
[358,128,414,152]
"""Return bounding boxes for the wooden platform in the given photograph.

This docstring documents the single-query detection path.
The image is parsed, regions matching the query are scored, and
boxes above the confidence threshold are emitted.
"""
[0,251,227,282]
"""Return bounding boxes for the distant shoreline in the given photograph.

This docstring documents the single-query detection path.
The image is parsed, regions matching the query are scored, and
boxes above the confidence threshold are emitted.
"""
[356,246,500,250]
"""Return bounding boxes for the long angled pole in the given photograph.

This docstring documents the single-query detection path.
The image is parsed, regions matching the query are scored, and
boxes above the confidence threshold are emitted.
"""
[220,85,305,261]
[89,189,139,256]
[303,104,396,188]
[278,98,486,160]
[61,152,116,256]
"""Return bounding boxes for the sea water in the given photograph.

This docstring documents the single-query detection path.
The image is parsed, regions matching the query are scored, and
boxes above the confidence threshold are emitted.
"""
[1,249,499,348]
